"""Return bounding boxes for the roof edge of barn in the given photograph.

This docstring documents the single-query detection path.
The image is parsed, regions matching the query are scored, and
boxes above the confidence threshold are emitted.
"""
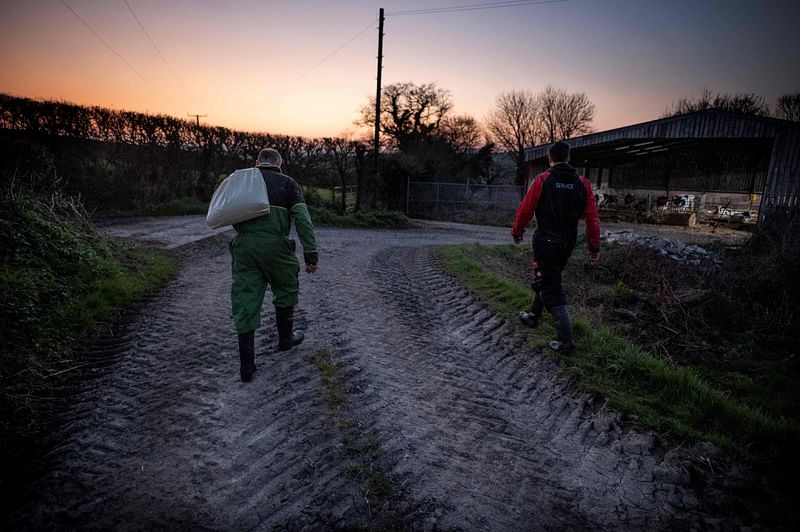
[525,108,800,162]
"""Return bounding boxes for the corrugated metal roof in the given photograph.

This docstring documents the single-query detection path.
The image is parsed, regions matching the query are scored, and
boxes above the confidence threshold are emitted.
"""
[525,109,799,162]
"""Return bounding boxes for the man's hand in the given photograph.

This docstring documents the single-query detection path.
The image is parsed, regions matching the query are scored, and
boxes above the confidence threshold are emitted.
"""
[586,250,600,262]
[513,235,523,245]
[305,263,318,273]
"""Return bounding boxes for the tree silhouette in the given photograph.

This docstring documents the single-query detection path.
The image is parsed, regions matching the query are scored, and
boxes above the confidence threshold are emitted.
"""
[358,82,452,152]
[665,89,771,117]
[439,114,484,155]
[538,86,595,143]
[776,93,800,121]
[485,90,540,187]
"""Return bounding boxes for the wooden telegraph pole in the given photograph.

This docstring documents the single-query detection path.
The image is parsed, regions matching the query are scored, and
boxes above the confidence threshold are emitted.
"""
[374,8,384,183]
[188,113,206,126]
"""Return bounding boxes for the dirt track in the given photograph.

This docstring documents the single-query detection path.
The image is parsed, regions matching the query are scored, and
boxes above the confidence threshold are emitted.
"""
[10,220,758,530]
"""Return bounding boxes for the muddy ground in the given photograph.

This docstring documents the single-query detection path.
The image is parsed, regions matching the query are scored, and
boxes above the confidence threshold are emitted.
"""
[4,219,771,530]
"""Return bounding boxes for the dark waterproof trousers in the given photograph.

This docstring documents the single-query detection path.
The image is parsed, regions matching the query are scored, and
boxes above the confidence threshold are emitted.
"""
[532,234,574,310]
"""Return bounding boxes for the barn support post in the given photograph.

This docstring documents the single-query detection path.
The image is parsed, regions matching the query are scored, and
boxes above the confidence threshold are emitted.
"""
[664,154,673,198]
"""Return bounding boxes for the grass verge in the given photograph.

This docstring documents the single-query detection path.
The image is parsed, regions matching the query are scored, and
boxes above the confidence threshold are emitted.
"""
[438,243,797,466]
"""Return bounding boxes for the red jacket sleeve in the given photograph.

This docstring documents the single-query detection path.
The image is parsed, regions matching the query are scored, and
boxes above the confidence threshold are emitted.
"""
[580,176,601,252]
[512,173,546,238]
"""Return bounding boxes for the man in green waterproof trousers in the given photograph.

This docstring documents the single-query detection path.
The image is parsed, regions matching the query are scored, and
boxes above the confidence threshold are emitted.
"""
[230,148,318,382]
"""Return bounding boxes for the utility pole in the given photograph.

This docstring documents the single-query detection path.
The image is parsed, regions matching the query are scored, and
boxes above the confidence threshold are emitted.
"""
[374,8,384,183]
[187,113,206,126]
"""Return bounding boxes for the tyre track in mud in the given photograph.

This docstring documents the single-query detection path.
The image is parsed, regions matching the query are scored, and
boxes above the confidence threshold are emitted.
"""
[14,223,754,530]
[312,243,741,531]
[16,234,370,530]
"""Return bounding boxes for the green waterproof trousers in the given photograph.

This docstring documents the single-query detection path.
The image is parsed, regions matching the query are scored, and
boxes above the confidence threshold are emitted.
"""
[230,234,299,334]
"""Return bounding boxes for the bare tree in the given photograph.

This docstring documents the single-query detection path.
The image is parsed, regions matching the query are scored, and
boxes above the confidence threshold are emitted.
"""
[538,86,561,144]
[485,90,540,187]
[538,86,595,143]
[439,114,484,154]
[358,82,452,152]
[555,91,595,139]
[776,93,800,121]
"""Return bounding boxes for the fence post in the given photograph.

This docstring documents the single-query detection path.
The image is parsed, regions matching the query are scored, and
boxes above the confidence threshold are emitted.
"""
[405,175,410,215]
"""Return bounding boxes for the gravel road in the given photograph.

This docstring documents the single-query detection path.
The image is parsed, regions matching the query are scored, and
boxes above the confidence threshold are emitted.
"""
[9,219,757,530]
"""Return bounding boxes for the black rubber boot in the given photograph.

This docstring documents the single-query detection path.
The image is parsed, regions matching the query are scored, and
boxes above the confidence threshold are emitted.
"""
[518,292,544,328]
[275,306,304,351]
[238,330,256,382]
[548,305,576,353]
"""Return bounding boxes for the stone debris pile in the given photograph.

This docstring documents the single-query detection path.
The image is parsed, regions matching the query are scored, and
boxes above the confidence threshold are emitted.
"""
[602,230,721,265]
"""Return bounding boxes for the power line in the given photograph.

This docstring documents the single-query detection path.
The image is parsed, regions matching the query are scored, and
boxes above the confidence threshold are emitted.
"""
[297,18,377,84]
[387,0,574,17]
[122,0,192,103]
[58,0,177,109]
[245,17,377,113]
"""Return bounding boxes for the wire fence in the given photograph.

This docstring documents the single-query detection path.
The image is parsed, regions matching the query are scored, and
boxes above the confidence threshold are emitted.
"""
[407,180,524,225]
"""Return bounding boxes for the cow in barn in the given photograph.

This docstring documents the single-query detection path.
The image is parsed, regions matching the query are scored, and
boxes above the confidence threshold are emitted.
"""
[671,194,695,211]
[595,194,618,207]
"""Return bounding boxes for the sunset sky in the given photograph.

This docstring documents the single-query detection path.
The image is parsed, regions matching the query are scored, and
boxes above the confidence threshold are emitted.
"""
[1,0,799,139]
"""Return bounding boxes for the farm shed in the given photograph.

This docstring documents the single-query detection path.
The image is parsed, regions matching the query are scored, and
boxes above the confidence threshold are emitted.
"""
[525,109,800,222]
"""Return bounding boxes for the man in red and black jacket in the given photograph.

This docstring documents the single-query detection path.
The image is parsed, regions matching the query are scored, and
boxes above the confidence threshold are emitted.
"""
[511,141,600,353]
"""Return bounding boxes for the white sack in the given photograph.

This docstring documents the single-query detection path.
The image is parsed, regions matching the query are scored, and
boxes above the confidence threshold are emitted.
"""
[206,168,270,229]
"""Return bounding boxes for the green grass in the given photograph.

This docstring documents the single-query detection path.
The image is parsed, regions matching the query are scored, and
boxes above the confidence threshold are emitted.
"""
[61,244,176,334]
[303,186,334,204]
[439,243,798,464]
[310,348,348,413]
